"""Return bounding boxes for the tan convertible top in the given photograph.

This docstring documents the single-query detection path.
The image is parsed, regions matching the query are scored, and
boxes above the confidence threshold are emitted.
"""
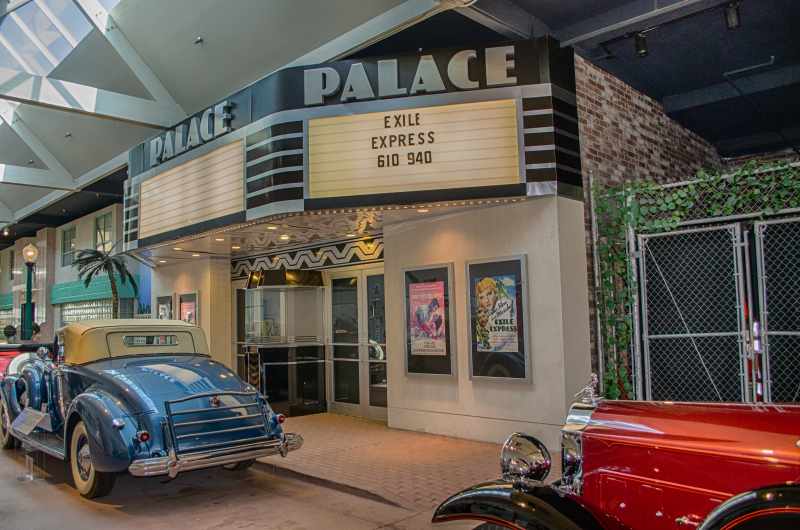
[59,319,209,365]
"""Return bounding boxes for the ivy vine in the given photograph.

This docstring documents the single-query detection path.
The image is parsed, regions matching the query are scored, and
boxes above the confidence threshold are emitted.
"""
[592,160,800,399]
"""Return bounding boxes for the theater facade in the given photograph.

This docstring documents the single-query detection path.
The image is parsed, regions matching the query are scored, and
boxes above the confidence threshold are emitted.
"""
[123,37,590,447]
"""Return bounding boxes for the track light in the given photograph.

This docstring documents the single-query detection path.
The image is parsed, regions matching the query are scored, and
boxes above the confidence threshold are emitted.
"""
[725,2,741,30]
[634,32,648,58]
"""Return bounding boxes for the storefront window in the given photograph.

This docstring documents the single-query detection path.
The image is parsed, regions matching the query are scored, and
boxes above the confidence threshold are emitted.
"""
[367,275,387,407]
[60,299,113,325]
[61,226,76,266]
[94,212,113,252]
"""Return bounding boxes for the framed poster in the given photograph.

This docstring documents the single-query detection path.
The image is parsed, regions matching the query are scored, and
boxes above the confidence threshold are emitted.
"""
[156,295,173,320]
[179,292,198,325]
[403,264,456,376]
[466,256,530,381]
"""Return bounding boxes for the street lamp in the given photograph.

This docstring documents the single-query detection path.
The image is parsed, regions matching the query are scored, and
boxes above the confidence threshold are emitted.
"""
[21,243,38,340]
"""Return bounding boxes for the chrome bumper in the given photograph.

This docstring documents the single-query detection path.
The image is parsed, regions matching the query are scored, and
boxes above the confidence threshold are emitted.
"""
[128,432,303,478]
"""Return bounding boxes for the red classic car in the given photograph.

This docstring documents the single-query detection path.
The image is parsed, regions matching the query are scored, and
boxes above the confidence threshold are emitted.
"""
[433,390,800,529]
[0,344,28,376]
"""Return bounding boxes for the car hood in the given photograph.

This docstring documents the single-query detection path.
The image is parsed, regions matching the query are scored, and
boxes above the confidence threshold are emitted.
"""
[87,355,250,414]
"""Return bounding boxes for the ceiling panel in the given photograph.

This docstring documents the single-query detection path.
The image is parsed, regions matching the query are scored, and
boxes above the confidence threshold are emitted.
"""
[15,103,159,177]
[0,122,47,168]
[49,27,151,99]
[112,0,406,114]
[0,183,51,209]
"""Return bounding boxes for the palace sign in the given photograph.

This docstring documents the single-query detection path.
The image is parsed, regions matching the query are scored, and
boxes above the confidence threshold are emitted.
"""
[304,45,518,105]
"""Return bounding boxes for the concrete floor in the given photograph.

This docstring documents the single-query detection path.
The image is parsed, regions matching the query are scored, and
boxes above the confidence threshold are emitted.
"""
[0,447,477,530]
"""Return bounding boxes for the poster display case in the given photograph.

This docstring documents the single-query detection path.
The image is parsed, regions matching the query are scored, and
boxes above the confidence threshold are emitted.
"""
[403,263,456,376]
[466,256,530,381]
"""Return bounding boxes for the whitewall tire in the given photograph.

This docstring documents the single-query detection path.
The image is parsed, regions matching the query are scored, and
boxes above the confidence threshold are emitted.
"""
[69,421,115,498]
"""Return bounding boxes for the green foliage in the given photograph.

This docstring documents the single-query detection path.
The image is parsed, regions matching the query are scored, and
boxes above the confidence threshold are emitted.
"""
[593,161,799,399]
[73,240,138,319]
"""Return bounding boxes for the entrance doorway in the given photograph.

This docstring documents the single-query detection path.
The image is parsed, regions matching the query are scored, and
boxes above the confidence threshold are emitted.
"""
[327,267,387,420]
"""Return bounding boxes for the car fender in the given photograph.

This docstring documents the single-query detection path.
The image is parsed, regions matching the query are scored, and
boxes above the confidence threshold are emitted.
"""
[65,390,138,473]
[432,480,603,530]
[0,376,21,418]
[699,484,800,530]
[18,362,45,411]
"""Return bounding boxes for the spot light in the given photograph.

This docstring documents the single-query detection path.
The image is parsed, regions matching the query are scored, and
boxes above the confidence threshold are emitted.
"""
[158,259,167,264]
[231,245,241,250]
[173,247,182,251]
[634,32,648,58]
[279,234,290,241]
[192,253,201,257]
[215,237,225,242]
[725,2,741,30]
[266,225,278,230]
[416,208,429,213]
[2,227,8,236]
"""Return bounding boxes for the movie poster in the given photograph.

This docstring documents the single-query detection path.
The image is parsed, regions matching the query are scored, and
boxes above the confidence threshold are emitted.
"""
[472,275,519,353]
[408,280,446,356]
[179,293,197,325]
[468,257,528,380]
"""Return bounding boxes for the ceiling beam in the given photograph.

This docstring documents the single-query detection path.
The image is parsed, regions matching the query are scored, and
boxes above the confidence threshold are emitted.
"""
[71,0,186,117]
[663,64,800,113]
[455,0,551,40]
[560,0,731,48]
[0,66,184,127]
[12,151,126,221]
[0,0,32,18]
[0,164,76,190]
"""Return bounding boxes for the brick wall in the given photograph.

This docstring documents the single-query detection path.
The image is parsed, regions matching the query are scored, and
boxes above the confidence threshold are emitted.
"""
[573,54,722,374]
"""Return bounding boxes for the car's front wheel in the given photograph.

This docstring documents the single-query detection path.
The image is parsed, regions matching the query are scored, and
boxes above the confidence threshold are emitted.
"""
[0,400,18,449]
[70,421,115,499]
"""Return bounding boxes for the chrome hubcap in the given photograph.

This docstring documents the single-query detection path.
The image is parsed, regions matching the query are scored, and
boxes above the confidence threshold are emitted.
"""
[76,436,92,481]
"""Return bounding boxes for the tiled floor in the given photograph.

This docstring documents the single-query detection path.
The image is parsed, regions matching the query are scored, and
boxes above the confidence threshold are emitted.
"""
[260,413,502,512]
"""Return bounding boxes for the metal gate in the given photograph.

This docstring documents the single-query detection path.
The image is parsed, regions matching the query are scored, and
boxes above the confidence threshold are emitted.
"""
[638,225,748,402]
[756,218,800,403]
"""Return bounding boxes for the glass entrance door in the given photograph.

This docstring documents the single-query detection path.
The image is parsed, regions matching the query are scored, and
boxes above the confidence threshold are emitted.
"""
[328,268,387,420]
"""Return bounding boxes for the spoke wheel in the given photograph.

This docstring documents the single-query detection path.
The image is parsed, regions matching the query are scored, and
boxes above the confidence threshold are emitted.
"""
[0,400,17,449]
[69,421,115,499]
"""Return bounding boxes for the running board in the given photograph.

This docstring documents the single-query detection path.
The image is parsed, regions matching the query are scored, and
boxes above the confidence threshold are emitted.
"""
[12,429,65,460]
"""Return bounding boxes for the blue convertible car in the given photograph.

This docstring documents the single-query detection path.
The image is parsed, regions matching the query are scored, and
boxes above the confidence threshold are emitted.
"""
[0,319,302,498]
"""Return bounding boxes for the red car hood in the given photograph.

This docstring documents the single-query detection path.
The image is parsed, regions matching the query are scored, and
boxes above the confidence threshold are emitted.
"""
[587,400,800,479]
[0,351,20,376]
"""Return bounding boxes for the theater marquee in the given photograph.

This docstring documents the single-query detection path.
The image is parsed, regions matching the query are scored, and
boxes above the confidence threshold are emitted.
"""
[308,99,521,198]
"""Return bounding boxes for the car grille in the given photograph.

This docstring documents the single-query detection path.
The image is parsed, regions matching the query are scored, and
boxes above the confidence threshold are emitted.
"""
[164,391,274,455]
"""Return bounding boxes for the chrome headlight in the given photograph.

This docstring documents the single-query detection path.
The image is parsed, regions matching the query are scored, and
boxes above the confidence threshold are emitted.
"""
[500,433,551,488]
[560,431,583,495]
[559,401,593,495]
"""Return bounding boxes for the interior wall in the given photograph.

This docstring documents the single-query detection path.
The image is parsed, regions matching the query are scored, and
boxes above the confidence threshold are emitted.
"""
[383,197,590,449]
[152,257,233,366]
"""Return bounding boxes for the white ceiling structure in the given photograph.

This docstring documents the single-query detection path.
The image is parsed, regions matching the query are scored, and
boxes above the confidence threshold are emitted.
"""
[0,0,480,233]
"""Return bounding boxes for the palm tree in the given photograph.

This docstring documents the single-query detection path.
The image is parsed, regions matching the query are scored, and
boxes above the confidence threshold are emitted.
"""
[74,240,138,319]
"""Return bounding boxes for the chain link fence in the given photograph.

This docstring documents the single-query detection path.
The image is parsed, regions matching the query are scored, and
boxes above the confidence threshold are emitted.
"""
[757,218,800,403]
[639,225,746,402]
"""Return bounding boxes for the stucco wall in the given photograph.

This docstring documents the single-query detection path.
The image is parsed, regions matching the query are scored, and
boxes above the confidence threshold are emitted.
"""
[152,257,233,367]
[383,197,590,449]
